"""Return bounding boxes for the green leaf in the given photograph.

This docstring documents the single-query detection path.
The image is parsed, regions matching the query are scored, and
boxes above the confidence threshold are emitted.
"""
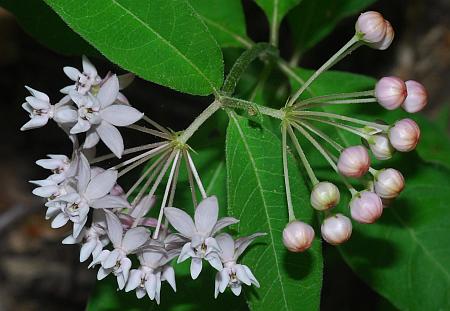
[44,0,224,95]
[254,0,302,33]
[0,0,96,55]
[226,112,323,311]
[288,0,376,54]
[189,0,251,48]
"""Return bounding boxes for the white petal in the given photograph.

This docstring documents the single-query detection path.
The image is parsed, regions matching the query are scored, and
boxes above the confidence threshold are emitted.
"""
[69,92,88,108]
[100,105,143,127]
[118,258,132,289]
[22,102,32,113]
[231,284,242,296]
[73,217,87,238]
[235,265,251,286]
[97,267,111,280]
[91,195,130,209]
[122,227,149,252]
[77,154,91,193]
[36,158,61,170]
[194,196,219,235]
[162,266,176,292]
[103,249,121,269]
[177,243,194,263]
[51,213,69,228]
[145,274,157,300]
[234,232,267,260]
[26,96,50,110]
[21,116,48,131]
[80,239,97,262]
[54,106,78,124]
[96,121,124,158]
[115,92,129,105]
[214,272,221,298]
[62,234,79,245]
[85,169,118,200]
[63,66,81,81]
[211,217,239,235]
[219,269,231,293]
[118,73,135,89]
[83,130,100,149]
[45,204,61,220]
[25,86,50,102]
[242,265,259,287]
[125,270,142,292]
[130,195,155,218]
[164,207,196,238]
[60,85,75,94]
[136,288,146,299]
[70,118,91,134]
[32,185,58,198]
[215,233,235,261]
[190,257,202,280]
[89,249,110,268]
[82,55,98,77]
[206,254,223,271]
[205,237,221,253]
[105,211,123,248]
[97,75,119,108]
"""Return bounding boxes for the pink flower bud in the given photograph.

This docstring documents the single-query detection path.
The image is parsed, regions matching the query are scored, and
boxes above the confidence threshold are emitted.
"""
[402,80,428,113]
[374,168,405,199]
[350,190,383,224]
[337,146,370,178]
[310,182,340,211]
[356,11,387,43]
[370,20,395,50]
[321,214,352,245]
[282,221,315,252]
[388,118,420,152]
[368,134,395,160]
[375,76,407,110]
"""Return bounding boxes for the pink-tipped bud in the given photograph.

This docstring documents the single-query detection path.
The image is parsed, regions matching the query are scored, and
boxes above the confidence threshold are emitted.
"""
[389,118,420,152]
[370,20,395,50]
[350,190,383,224]
[321,214,352,245]
[402,80,428,113]
[368,134,395,160]
[374,168,405,199]
[356,11,387,43]
[375,76,407,110]
[337,146,370,178]
[310,182,340,211]
[282,221,315,252]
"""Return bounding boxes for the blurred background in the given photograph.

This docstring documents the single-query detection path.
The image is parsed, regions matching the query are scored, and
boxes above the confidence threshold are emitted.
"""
[0,0,448,310]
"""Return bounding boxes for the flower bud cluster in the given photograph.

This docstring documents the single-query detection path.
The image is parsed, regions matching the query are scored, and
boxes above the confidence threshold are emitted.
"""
[356,11,394,50]
[375,77,427,112]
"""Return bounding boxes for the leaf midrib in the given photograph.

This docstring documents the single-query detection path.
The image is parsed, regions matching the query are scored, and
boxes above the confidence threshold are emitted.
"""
[229,113,290,310]
[111,0,217,92]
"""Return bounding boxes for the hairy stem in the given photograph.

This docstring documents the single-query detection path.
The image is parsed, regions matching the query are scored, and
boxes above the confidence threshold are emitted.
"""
[281,124,296,222]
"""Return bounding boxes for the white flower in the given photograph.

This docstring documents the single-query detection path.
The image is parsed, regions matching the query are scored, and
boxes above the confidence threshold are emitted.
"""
[35,152,79,184]
[20,86,77,131]
[61,56,102,95]
[125,248,177,304]
[48,154,129,238]
[214,233,264,298]
[164,196,239,279]
[69,75,143,158]
[90,211,150,290]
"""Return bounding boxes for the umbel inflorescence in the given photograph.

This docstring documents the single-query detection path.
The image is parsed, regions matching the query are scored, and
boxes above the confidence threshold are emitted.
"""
[22,11,426,303]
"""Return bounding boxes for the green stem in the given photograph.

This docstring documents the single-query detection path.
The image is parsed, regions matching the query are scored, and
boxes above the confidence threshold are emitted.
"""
[179,100,222,143]
[300,121,344,151]
[281,124,296,222]
[220,96,284,119]
[297,116,371,140]
[296,90,375,107]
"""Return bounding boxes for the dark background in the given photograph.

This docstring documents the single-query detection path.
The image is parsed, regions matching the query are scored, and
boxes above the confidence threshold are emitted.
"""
[0,0,448,310]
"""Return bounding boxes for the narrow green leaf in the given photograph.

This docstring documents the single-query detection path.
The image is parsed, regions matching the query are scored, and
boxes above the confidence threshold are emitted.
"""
[0,0,96,55]
[44,0,224,95]
[189,0,251,48]
[288,0,376,54]
[226,113,322,311]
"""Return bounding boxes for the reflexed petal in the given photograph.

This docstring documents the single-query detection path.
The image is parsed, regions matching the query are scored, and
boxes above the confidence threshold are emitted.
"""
[69,92,88,108]
[32,185,58,198]
[105,211,123,247]
[21,116,49,131]
[51,213,69,228]
[25,86,50,102]
[85,169,118,200]
[231,284,242,296]
[92,242,104,259]
[125,270,142,292]
[242,265,260,287]
[63,66,81,81]
[62,233,82,245]
[80,239,97,262]
[122,227,149,252]
[191,235,203,248]
[141,251,164,267]
[194,196,219,235]
[117,274,126,290]
[120,257,132,287]
[234,232,267,260]
[54,106,78,124]
[89,249,109,268]
[206,254,223,271]
[164,207,196,238]
[73,216,88,238]
[145,274,157,300]
[155,274,162,304]
[77,154,91,193]
[92,195,130,209]
[177,243,193,263]
[103,249,121,269]
[45,204,61,220]
[235,265,251,286]
[214,272,220,298]
[22,102,32,113]
[60,85,75,94]
[100,105,143,126]
[97,75,119,108]
[82,55,97,77]
[118,73,135,89]
[83,130,100,149]
[205,237,221,253]
[190,257,202,280]
[219,269,231,293]
[36,158,61,170]
[96,121,124,158]
[70,118,91,134]
[162,266,176,292]
[215,233,235,261]
[26,96,49,110]
[136,288,146,299]
[97,267,111,280]
[116,92,129,105]
[211,217,239,235]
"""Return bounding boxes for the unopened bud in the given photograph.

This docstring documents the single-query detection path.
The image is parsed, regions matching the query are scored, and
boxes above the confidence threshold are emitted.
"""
[282,221,315,252]
[356,11,387,44]
[337,146,370,178]
[321,214,352,245]
[368,134,395,160]
[374,168,405,199]
[389,118,420,152]
[375,76,407,110]
[370,20,394,50]
[310,182,340,211]
[350,190,383,224]
[402,80,428,113]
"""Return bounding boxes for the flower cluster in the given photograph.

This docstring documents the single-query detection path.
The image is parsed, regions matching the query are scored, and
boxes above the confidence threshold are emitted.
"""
[23,57,264,304]
[280,11,426,251]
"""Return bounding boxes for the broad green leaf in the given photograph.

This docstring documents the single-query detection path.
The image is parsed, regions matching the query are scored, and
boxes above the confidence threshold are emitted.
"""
[189,0,252,48]
[254,0,302,37]
[0,0,96,55]
[288,0,376,54]
[44,0,224,95]
[226,113,323,311]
